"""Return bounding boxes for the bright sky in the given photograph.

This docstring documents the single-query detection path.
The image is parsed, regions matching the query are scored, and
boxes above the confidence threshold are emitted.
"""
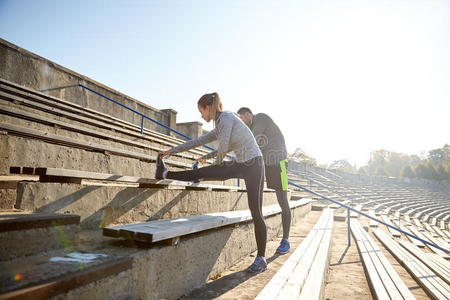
[1,0,449,167]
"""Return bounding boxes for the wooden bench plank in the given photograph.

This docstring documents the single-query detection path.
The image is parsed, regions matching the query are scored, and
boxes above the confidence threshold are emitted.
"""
[297,210,334,300]
[420,231,450,260]
[392,220,425,248]
[10,167,244,191]
[400,240,450,285]
[276,210,332,299]
[104,200,310,243]
[431,225,450,243]
[0,213,80,232]
[0,252,132,299]
[255,209,332,299]
[351,220,390,300]
[374,229,450,299]
[381,215,401,238]
[369,210,378,227]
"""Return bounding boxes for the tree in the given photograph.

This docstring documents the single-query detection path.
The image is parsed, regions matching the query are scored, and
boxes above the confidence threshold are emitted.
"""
[375,166,389,177]
[428,144,450,165]
[424,163,438,180]
[414,163,427,179]
[436,164,449,181]
[400,165,415,178]
[329,159,356,173]
[368,150,389,175]
[358,166,368,176]
[289,148,317,166]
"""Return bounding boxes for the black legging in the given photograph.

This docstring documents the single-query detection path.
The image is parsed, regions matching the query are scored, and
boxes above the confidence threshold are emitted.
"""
[275,190,291,240]
[166,156,267,257]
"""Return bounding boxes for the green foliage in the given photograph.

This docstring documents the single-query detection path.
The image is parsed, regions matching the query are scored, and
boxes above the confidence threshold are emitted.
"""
[428,144,450,165]
[400,165,415,178]
[375,166,389,177]
[436,164,449,180]
[358,166,368,176]
[414,163,428,179]
[364,145,449,181]
[367,149,420,177]
[289,147,317,166]
[329,159,356,173]
[288,144,450,182]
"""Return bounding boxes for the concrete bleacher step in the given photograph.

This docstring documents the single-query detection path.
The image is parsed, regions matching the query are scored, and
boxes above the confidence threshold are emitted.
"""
[255,208,333,299]
[0,103,208,166]
[13,173,280,230]
[0,79,210,158]
[350,219,416,300]
[10,166,243,191]
[0,212,81,261]
[1,199,312,300]
[0,122,191,169]
[0,249,132,300]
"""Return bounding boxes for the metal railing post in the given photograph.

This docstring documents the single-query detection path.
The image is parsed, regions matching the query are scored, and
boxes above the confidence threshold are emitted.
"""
[140,115,144,136]
[347,208,351,246]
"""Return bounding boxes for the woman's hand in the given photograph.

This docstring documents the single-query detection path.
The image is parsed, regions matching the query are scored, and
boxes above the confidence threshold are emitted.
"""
[159,150,172,159]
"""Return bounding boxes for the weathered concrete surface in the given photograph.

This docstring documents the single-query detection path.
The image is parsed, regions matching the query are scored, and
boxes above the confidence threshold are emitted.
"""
[16,182,281,229]
[0,133,178,177]
[0,113,195,167]
[0,134,237,188]
[50,269,133,300]
[0,224,80,261]
[0,189,15,210]
[0,38,175,135]
[176,121,203,140]
[47,202,310,300]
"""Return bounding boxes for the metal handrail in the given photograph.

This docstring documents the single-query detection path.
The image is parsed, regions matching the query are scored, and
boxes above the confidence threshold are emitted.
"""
[78,84,219,153]
[78,84,240,162]
[288,179,450,254]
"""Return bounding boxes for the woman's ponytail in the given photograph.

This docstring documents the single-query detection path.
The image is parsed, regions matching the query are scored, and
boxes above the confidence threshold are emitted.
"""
[198,92,223,122]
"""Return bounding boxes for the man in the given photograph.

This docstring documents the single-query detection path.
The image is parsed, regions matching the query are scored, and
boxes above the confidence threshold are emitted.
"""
[237,107,291,254]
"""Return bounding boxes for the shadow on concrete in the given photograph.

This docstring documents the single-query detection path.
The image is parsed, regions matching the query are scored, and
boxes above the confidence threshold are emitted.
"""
[148,190,189,221]
[230,191,245,211]
[81,187,160,228]
[21,185,102,213]
[181,252,283,299]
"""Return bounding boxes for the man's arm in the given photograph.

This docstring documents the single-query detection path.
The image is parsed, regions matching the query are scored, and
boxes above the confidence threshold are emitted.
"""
[251,113,270,150]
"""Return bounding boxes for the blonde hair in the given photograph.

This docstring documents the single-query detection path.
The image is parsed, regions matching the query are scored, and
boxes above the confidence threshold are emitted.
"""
[197,92,223,122]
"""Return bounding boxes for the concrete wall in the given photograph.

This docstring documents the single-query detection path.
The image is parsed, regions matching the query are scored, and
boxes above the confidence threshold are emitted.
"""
[176,121,203,140]
[0,38,176,135]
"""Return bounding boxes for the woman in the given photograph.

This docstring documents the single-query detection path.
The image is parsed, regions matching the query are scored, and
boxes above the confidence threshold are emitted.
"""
[155,92,267,273]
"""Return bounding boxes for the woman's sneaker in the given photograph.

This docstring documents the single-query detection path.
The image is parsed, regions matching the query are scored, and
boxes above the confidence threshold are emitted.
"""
[276,239,290,254]
[192,161,200,183]
[155,154,167,179]
[246,256,267,274]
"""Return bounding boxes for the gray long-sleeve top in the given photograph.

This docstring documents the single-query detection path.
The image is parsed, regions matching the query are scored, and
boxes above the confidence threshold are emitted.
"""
[169,111,262,164]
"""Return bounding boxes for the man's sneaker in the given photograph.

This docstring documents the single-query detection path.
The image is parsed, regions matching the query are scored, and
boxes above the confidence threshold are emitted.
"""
[155,154,167,180]
[192,161,200,183]
[276,239,290,254]
[246,256,267,274]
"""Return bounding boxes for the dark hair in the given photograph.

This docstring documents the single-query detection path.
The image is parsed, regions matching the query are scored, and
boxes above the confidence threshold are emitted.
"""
[198,92,223,120]
[237,107,253,115]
